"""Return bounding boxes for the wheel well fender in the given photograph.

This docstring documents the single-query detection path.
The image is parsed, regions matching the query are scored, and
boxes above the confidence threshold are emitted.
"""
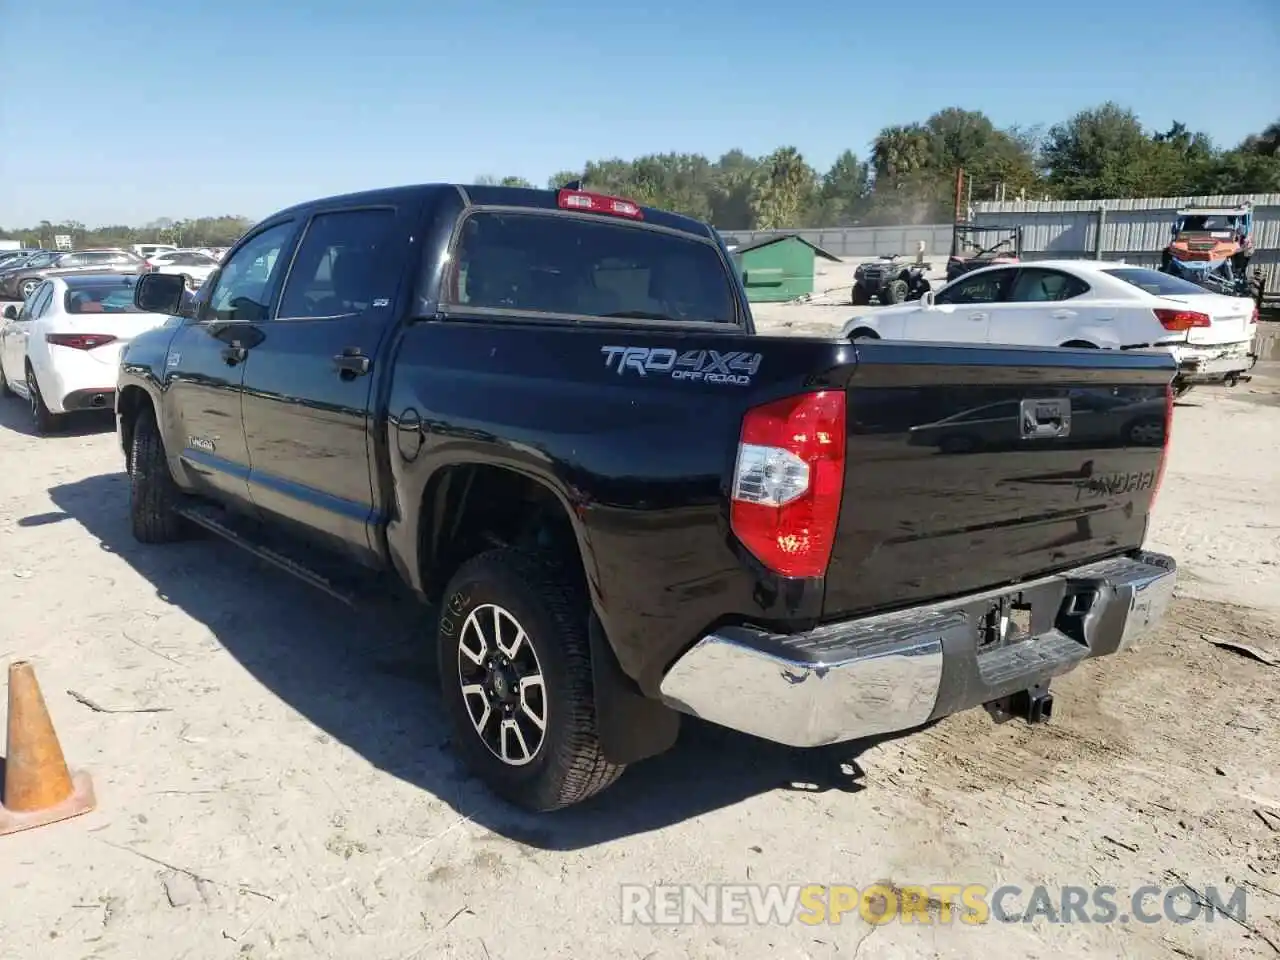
[416,462,680,766]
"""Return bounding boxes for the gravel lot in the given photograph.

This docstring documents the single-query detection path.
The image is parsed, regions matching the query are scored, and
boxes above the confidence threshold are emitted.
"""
[1,301,1278,959]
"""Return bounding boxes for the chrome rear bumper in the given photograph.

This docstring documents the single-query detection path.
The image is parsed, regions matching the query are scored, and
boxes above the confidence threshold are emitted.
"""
[659,551,1177,748]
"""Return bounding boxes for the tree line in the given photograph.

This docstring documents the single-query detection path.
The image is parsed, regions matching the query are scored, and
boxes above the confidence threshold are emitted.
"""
[4,103,1277,245]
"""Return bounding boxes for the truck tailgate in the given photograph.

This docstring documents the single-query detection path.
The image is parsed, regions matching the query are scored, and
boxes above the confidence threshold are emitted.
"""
[821,341,1175,619]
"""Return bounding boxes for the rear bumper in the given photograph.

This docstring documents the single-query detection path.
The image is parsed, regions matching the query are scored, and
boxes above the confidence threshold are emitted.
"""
[1169,341,1257,382]
[658,551,1177,748]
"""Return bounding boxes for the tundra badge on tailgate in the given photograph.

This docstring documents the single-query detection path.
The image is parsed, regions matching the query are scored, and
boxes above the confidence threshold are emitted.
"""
[600,346,762,386]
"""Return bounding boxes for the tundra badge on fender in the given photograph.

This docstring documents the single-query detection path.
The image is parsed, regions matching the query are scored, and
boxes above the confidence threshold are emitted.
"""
[600,346,762,385]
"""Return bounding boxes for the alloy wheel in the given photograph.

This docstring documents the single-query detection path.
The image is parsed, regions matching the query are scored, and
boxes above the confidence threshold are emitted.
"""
[457,603,547,767]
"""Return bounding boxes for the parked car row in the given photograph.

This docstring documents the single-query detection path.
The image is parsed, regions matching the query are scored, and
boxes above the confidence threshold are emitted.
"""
[0,245,224,301]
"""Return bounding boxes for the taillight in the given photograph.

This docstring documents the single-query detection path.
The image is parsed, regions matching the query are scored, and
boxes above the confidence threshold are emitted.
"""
[730,391,846,578]
[45,333,117,350]
[1153,308,1211,331]
[556,189,643,220]
[1151,383,1174,509]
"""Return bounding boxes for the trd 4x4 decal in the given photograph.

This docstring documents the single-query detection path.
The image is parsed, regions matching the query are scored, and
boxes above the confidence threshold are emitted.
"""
[601,346,762,386]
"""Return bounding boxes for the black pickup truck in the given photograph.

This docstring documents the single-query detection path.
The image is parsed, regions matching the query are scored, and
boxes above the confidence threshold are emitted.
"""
[117,183,1179,811]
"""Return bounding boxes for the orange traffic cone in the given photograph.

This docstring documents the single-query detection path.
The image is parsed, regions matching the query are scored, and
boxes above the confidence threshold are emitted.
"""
[0,660,95,837]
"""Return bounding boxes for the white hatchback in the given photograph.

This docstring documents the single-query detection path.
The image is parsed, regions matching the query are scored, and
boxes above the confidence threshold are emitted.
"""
[841,259,1259,391]
[0,275,174,433]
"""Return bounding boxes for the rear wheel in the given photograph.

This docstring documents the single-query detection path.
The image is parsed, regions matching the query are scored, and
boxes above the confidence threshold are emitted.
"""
[851,284,870,306]
[19,277,40,300]
[26,366,65,434]
[1060,340,1098,349]
[437,548,624,811]
[129,406,188,543]
[848,328,880,341]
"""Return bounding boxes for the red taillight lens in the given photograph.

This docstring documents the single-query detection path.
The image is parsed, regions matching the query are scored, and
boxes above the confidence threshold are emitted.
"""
[730,391,846,578]
[556,189,643,220]
[1153,308,1211,331]
[1151,383,1174,509]
[45,333,117,350]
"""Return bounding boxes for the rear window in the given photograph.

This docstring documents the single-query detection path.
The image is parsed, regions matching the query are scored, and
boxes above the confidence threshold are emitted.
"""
[449,211,737,324]
[1103,268,1208,297]
[64,284,142,314]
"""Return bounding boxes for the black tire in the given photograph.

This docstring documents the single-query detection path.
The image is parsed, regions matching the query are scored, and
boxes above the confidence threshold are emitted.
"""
[437,548,624,811]
[848,328,880,341]
[129,406,188,543]
[1060,340,1098,349]
[851,284,870,306]
[26,366,65,434]
[19,277,40,300]
[1173,383,1194,400]
[883,279,908,305]
[0,366,14,398]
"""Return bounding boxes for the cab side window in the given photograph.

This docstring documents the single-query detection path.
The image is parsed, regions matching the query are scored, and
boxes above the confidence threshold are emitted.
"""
[1008,268,1090,303]
[206,223,296,324]
[276,208,395,319]
[936,268,1015,305]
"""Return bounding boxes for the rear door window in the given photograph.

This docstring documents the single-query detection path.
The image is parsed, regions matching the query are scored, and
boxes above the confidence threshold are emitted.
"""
[276,208,397,319]
[448,211,737,324]
[1008,268,1090,302]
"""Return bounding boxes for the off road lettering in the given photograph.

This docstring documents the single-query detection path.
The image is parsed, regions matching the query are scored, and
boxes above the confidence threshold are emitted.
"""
[601,346,761,385]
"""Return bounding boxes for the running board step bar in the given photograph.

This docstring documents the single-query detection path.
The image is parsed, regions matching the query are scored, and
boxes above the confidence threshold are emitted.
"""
[176,504,358,607]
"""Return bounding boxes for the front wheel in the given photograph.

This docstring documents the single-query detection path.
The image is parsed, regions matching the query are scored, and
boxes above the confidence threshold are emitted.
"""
[437,548,624,811]
[19,278,40,300]
[129,406,188,543]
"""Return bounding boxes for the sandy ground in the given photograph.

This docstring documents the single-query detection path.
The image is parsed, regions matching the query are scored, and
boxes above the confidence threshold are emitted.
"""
[0,300,1278,959]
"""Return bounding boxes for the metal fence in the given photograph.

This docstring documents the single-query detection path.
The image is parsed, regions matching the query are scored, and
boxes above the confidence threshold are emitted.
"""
[717,224,954,259]
[718,192,1279,291]
[970,193,1280,290]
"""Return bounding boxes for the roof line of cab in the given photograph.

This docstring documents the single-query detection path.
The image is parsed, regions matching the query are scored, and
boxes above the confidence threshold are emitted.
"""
[264,183,720,241]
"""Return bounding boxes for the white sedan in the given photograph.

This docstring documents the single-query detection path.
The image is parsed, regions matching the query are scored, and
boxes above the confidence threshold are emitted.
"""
[143,248,219,289]
[841,259,1258,390]
[0,275,174,433]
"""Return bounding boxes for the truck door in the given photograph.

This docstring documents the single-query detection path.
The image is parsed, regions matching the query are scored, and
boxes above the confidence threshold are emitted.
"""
[236,203,417,565]
[162,221,299,513]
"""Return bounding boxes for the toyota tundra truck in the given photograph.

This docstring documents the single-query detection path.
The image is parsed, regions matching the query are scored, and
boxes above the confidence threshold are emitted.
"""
[115,183,1179,811]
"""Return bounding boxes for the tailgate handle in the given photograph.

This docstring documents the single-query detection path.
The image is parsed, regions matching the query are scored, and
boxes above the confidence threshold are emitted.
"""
[1020,398,1072,440]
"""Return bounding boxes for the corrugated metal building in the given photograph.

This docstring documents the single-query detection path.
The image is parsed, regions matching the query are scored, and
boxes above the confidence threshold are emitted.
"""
[970,193,1280,291]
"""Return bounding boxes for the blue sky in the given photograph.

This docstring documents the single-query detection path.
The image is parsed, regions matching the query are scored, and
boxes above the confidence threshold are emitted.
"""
[2,0,1277,227]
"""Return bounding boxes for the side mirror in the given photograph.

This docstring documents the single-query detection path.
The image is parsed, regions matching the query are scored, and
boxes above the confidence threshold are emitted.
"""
[134,272,188,315]
[2,305,16,321]
[920,290,937,309]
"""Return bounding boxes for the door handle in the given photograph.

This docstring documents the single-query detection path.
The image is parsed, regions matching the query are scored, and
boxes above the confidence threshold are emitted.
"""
[333,348,370,379]
[969,312,989,321]
[1051,310,1077,320]
[220,342,247,366]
